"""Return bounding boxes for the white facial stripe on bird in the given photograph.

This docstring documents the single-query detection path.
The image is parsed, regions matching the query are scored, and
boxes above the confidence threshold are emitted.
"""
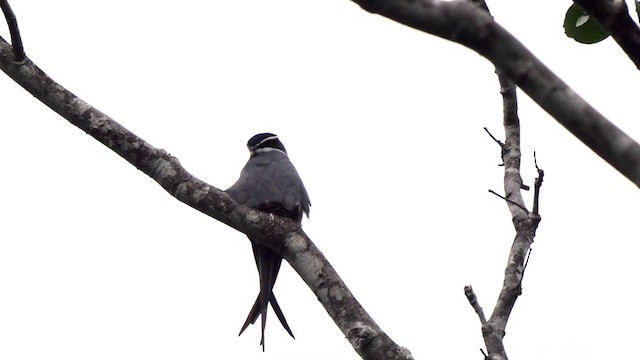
[253,147,288,156]
[256,135,279,147]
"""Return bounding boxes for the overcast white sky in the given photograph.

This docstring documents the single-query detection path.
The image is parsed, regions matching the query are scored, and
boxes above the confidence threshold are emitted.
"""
[1,1,640,359]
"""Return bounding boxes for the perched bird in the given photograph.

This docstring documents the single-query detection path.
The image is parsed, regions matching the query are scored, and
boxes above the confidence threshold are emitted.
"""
[225,133,310,350]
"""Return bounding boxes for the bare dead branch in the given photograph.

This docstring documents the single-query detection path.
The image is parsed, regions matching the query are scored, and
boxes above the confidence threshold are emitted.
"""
[480,348,489,360]
[488,189,528,213]
[483,127,504,148]
[521,248,533,278]
[496,71,528,221]
[460,3,544,360]
[353,0,640,187]
[0,35,412,360]
[532,152,544,216]
[464,285,487,325]
[482,38,543,360]
[0,0,24,62]
[483,127,508,168]
[483,28,542,360]
[574,0,640,70]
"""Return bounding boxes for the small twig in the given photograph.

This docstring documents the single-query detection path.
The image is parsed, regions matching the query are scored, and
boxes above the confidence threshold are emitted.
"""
[522,248,533,278]
[0,0,25,62]
[484,127,505,166]
[484,127,504,147]
[464,286,487,324]
[480,348,489,360]
[532,152,544,215]
[488,189,528,213]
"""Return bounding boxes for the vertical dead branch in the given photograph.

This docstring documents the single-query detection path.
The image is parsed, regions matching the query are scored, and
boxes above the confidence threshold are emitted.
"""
[465,2,543,360]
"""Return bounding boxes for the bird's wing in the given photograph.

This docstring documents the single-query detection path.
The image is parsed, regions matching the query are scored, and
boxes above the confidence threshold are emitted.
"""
[226,151,310,220]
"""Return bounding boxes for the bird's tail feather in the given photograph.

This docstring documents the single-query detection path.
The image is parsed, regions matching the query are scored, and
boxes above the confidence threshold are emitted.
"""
[238,295,260,335]
[238,243,294,350]
[238,292,294,338]
[270,292,294,338]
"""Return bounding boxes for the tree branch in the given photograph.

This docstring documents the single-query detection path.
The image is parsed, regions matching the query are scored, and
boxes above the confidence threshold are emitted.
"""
[488,189,528,213]
[483,126,505,148]
[0,35,412,360]
[574,0,640,70]
[532,152,544,216]
[478,39,543,360]
[496,70,527,221]
[0,0,24,62]
[464,285,487,325]
[461,3,543,359]
[354,0,640,188]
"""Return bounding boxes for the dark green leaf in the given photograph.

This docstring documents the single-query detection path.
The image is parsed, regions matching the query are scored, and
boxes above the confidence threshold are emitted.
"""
[564,4,610,44]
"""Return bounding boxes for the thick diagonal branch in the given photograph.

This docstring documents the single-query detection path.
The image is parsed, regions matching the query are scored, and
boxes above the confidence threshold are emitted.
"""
[0,36,412,360]
[355,0,640,187]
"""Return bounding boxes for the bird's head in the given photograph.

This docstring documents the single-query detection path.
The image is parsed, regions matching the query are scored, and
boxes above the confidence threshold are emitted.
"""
[247,133,288,155]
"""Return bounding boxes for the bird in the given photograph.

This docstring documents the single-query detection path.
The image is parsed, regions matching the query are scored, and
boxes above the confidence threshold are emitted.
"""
[225,133,310,350]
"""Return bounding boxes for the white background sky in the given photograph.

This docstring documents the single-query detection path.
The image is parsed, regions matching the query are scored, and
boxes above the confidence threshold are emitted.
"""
[1,1,640,359]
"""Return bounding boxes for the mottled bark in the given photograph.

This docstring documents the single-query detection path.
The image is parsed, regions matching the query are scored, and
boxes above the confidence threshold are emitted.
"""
[463,3,543,360]
[354,0,640,187]
[0,35,412,360]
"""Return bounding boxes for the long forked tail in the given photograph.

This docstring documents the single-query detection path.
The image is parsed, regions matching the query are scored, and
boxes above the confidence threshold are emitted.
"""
[238,243,295,350]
